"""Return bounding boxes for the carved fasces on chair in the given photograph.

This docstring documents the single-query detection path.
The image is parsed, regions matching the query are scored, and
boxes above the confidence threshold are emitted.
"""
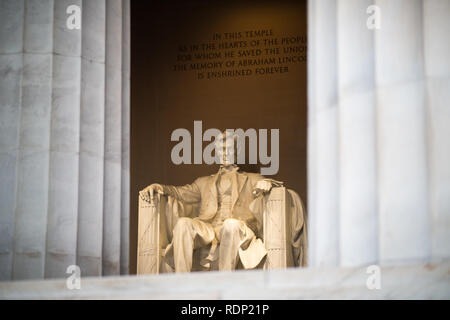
[263,187,294,269]
[137,195,168,274]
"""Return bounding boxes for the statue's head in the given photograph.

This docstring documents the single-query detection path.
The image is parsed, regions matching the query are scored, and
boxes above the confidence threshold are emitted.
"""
[215,130,241,166]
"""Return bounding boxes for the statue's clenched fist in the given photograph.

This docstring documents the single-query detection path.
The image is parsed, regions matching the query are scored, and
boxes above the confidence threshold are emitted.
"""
[253,179,283,197]
[139,183,164,202]
[253,180,273,197]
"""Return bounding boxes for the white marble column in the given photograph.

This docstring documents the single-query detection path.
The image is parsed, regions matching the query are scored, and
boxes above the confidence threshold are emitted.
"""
[337,0,377,266]
[13,0,54,280]
[103,0,123,276]
[423,0,450,262]
[120,0,130,276]
[45,0,82,278]
[0,0,24,280]
[76,0,106,277]
[375,0,431,265]
[0,0,130,281]
[308,0,449,267]
[307,0,340,267]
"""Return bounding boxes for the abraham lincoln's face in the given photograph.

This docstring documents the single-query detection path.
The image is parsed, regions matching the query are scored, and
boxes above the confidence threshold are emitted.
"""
[215,131,237,166]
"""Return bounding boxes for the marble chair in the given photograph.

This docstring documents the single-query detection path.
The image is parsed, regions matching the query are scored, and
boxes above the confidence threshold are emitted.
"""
[137,187,307,274]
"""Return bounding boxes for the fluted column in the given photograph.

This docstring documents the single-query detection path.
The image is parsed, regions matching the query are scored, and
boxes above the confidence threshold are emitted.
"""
[307,0,340,267]
[308,0,449,267]
[0,0,130,281]
[423,0,450,261]
[45,0,82,278]
[0,0,24,280]
[13,0,54,280]
[337,0,377,266]
[375,0,431,264]
[76,0,106,276]
[120,0,130,275]
[103,0,123,276]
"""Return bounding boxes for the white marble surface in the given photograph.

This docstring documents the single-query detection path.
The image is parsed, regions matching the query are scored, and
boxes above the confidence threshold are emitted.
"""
[45,48,81,278]
[375,0,431,265]
[24,0,53,53]
[77,0,106,277]
[337,0,377,266]
[120,0,131,276]
[13,0,54,280]
[0,0,24,54]
[307,0,340,267]
[0,0,24,281]
[310,107,339,267]
[103,0,123,276]
[0,0,131,280]
[0,54,22,280]
[308,0,450,269]
[0,262,448,300]
[81,0,106,63]
[423,0,450,261]
[53,0,81,57]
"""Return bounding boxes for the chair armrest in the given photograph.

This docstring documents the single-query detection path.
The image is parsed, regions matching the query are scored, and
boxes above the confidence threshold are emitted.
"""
[263,187,294,269]
[137,195,168,274]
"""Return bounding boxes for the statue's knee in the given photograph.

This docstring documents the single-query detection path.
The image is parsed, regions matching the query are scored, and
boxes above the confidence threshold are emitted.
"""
[174,217,193,233]
[222,219,241,234]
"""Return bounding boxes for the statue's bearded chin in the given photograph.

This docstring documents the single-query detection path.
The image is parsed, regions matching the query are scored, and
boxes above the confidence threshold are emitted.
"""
[221,148,237,167]
[222,154,233,166]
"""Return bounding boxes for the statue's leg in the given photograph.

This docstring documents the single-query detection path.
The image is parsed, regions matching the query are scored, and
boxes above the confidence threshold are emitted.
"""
[172,217,214,272]
[218,218,255,271]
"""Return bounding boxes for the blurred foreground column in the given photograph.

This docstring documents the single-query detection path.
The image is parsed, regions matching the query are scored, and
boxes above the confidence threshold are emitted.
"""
[308,0,450,267]
[0,0,130,281]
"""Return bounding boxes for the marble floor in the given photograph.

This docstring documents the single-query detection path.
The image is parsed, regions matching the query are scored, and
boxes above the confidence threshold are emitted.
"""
[0,261,448,299]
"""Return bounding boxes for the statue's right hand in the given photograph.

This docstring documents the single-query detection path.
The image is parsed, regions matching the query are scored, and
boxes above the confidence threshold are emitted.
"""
[139,183,164,203]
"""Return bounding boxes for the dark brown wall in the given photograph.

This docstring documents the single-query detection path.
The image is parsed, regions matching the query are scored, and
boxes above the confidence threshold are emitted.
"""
[130,0,307,274]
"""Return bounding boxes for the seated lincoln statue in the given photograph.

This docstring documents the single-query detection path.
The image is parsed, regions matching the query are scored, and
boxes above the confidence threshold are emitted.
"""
[138,131,307,273]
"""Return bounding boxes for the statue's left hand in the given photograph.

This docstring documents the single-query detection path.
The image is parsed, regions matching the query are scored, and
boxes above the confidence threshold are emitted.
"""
[139,183,164,203]
[253,180,273,197]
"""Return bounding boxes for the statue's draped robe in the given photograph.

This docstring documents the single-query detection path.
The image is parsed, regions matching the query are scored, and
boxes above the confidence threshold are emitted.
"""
[151,170,307,272]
